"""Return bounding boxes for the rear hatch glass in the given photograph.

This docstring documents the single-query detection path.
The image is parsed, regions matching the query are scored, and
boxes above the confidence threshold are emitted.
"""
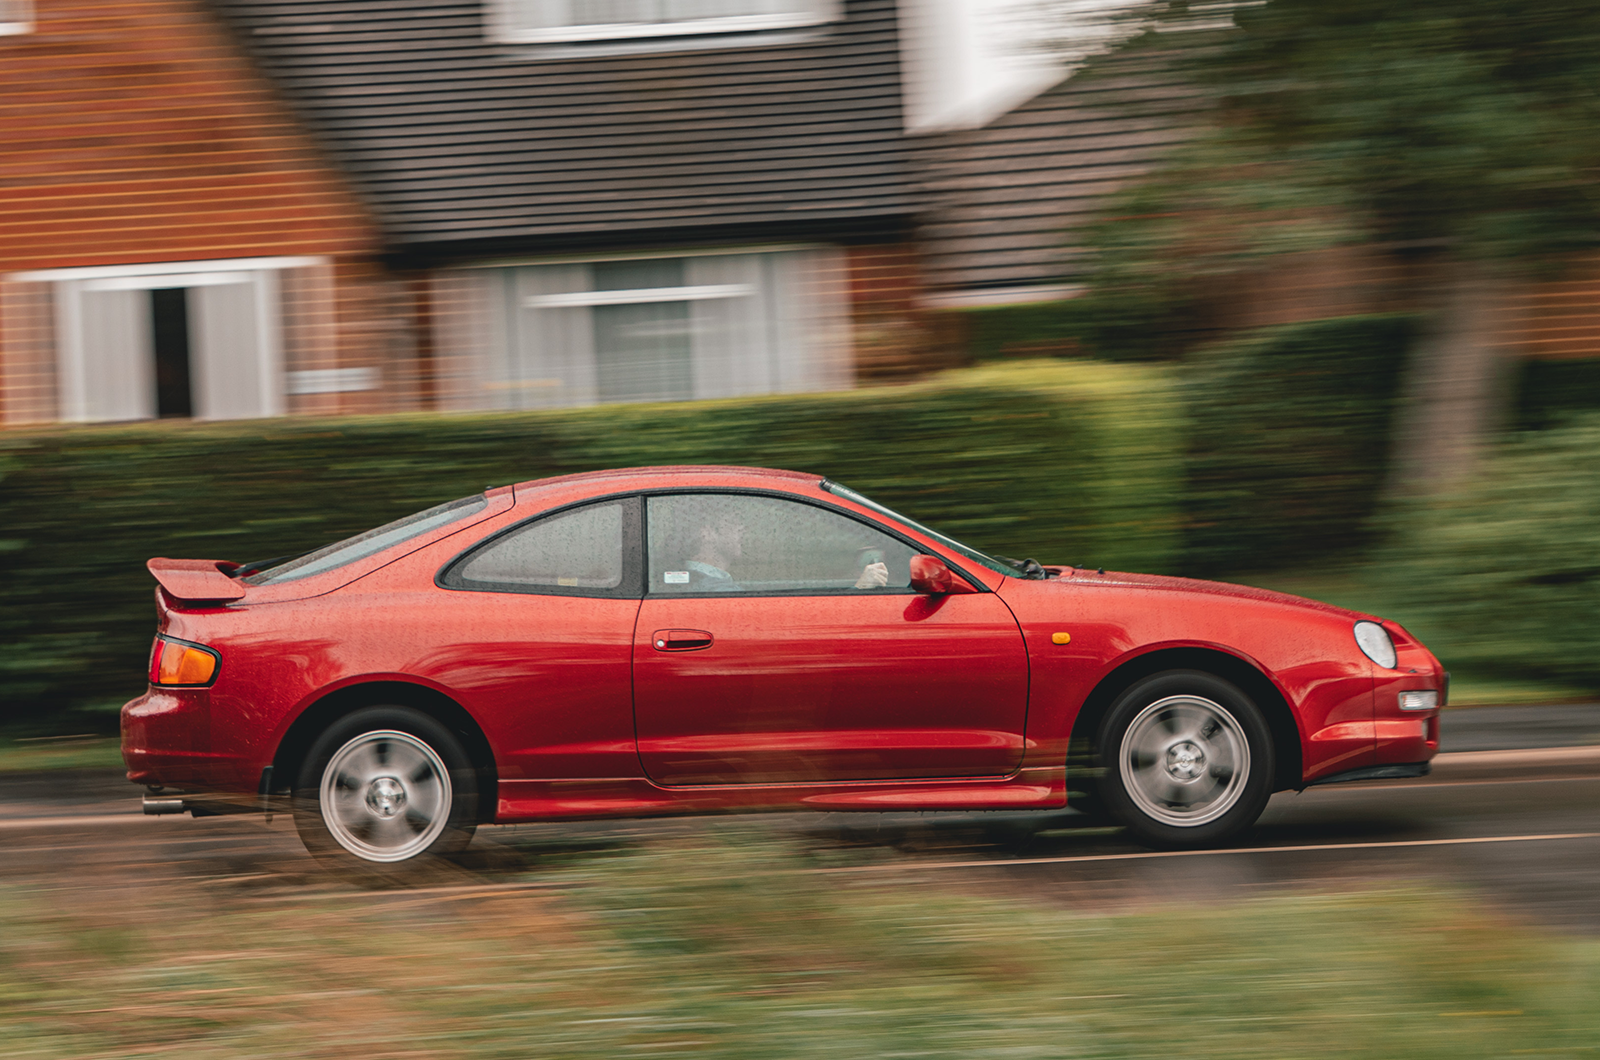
[243,494,488,586]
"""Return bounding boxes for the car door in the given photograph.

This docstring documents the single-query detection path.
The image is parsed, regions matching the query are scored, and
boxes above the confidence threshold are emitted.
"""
[632,491,1030,785]
[429,496,643,783]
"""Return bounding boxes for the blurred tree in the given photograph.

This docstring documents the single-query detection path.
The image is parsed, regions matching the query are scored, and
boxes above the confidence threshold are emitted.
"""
[1077,0,1600,490]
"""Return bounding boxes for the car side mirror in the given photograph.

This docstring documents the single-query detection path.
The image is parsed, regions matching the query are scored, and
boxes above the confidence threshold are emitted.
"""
[908,555,976,595]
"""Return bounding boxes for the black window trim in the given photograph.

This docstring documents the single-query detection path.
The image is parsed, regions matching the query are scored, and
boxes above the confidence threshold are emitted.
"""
[435,486,992,601]
[436,495,644,599]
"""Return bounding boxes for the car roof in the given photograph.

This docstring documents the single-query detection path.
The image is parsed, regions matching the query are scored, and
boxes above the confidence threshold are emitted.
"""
[510,465,819,496]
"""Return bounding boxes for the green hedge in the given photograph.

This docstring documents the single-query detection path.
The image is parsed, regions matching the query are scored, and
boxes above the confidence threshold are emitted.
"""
[939,301,1090,362]
[1382,415,1600,683]
[1514,357,1600,431]
[1181,315,1416,575]
[0,360,1182,726]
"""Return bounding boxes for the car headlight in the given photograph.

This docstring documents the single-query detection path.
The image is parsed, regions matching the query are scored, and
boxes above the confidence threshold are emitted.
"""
[1354,621,1397,669]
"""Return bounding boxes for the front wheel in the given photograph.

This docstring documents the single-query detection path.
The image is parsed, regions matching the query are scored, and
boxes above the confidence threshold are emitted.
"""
[1097,671,1274,849]
[294,706,478,881]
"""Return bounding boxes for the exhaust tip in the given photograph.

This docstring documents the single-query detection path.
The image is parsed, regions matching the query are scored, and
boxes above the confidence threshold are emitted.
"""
[142,795,188,815]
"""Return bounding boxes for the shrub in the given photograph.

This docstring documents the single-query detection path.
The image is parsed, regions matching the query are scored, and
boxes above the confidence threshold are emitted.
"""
[1382,415,1600,683]
[0,360,1182,725]
[1181,314,1416,575]
[1513,357,1600,431]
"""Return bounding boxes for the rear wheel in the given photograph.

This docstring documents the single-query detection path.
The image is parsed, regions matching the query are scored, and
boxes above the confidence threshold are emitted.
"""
[294,706,478,881]
[1098,671,1274,848]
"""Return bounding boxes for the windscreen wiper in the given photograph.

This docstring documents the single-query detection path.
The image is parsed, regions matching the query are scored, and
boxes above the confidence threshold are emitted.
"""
[995,555,1050,580]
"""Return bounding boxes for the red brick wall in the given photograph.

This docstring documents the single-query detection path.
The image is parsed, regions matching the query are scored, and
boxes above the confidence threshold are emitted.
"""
[1223,245,1600,363]
[848,244,921,314]
[847,243,946,380]
[1217,244,1415,333]
[1502,254,1600,360]
[0,281,57,421]
[0,0,392,422]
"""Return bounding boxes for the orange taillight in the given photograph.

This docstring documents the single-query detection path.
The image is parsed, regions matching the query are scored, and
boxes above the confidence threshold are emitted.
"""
[149,637,219,687]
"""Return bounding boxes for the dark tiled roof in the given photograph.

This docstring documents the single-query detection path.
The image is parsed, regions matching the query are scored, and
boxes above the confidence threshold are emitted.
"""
[915,56,1202,293]
[210,0,916,259]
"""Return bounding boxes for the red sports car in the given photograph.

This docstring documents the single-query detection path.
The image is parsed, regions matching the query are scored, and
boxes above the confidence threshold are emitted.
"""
[123,466,1444,877]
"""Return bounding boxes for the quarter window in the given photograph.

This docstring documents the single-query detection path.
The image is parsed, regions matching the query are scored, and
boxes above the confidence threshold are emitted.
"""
[248,495,489,586]
[447,499,635,595]
[646,493,916,595]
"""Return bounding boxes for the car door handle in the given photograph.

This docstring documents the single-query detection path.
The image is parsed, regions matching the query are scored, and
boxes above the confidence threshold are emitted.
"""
[652,629,714,652]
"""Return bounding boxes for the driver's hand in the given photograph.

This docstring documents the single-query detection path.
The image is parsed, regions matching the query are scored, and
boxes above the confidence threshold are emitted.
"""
[854,561,889,589]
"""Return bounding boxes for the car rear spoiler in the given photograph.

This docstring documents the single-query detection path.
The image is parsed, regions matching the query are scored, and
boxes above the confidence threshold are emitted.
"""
[147,558,248,603]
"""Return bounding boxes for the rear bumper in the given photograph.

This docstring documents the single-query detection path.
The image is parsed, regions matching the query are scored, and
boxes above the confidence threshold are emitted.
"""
[121,688,255,793]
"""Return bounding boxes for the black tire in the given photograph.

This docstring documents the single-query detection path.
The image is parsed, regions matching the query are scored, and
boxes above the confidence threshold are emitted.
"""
[1097,671,1274,849]
[293,706,478,882]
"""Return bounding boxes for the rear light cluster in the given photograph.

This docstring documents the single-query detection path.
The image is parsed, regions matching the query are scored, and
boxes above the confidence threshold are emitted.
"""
[149,636,220,687]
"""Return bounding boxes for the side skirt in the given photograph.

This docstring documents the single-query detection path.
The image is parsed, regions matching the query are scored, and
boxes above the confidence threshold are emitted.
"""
[494,767,1068,823]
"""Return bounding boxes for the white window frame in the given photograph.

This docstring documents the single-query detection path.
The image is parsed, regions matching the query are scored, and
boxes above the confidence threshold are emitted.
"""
[7,256,323,422]
[524,284,755,309]
[1,0,33,35]
[487,0,840,45]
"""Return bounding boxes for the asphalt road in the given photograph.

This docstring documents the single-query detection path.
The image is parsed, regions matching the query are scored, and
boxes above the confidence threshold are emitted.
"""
[3,704,1597,933]
[1437,703,1600,751]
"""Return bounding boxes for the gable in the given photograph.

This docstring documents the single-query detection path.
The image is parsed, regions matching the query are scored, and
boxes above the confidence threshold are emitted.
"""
[0,0,377,274]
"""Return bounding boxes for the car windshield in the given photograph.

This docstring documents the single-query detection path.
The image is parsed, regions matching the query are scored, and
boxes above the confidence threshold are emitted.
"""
[818,480,1018,578]
[243,494,489,586]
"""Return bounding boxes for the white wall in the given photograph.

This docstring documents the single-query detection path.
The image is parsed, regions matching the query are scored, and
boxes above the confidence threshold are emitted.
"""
[899,0,1149,134]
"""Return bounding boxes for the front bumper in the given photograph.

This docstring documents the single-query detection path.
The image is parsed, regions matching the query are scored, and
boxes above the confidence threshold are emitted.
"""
[1373,671,1443,766]
[1306,761,1432,787]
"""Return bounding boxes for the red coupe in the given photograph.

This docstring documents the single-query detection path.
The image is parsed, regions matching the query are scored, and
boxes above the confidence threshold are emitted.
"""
[122,466,1444,877]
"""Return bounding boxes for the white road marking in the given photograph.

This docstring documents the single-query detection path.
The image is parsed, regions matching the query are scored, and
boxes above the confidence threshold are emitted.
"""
[1436,746,1600,768]
[244,831,1600,904]
[813,831,1600,873]
[0,813,197,831]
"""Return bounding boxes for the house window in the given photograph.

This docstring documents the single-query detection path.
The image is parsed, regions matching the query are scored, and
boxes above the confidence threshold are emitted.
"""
[2,257,332,422]
[488,0,840,45]
[1,0,32,35]
[435,248,850,410]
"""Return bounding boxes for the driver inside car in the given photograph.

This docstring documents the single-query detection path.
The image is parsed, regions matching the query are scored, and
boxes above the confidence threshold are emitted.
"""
[853,546,889,589]
[681,516,746,591]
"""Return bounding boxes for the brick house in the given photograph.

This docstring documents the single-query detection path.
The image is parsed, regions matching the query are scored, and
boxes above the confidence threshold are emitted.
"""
[0,0,424,423]
[2,0,1175,424]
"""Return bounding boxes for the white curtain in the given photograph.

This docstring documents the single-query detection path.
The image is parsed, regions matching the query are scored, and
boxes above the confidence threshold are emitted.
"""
[191,271,283,419]
[447,247,851,410]
[60,284,154,422]
[510,263,595,409]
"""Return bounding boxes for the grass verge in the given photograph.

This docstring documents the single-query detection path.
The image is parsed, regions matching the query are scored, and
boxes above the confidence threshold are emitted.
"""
[0,733,125,773]
[2,827,1598,1058]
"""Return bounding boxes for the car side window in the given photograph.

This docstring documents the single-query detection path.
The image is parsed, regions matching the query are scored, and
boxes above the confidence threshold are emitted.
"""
[646,493,916,595]
[444,498,638,596]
